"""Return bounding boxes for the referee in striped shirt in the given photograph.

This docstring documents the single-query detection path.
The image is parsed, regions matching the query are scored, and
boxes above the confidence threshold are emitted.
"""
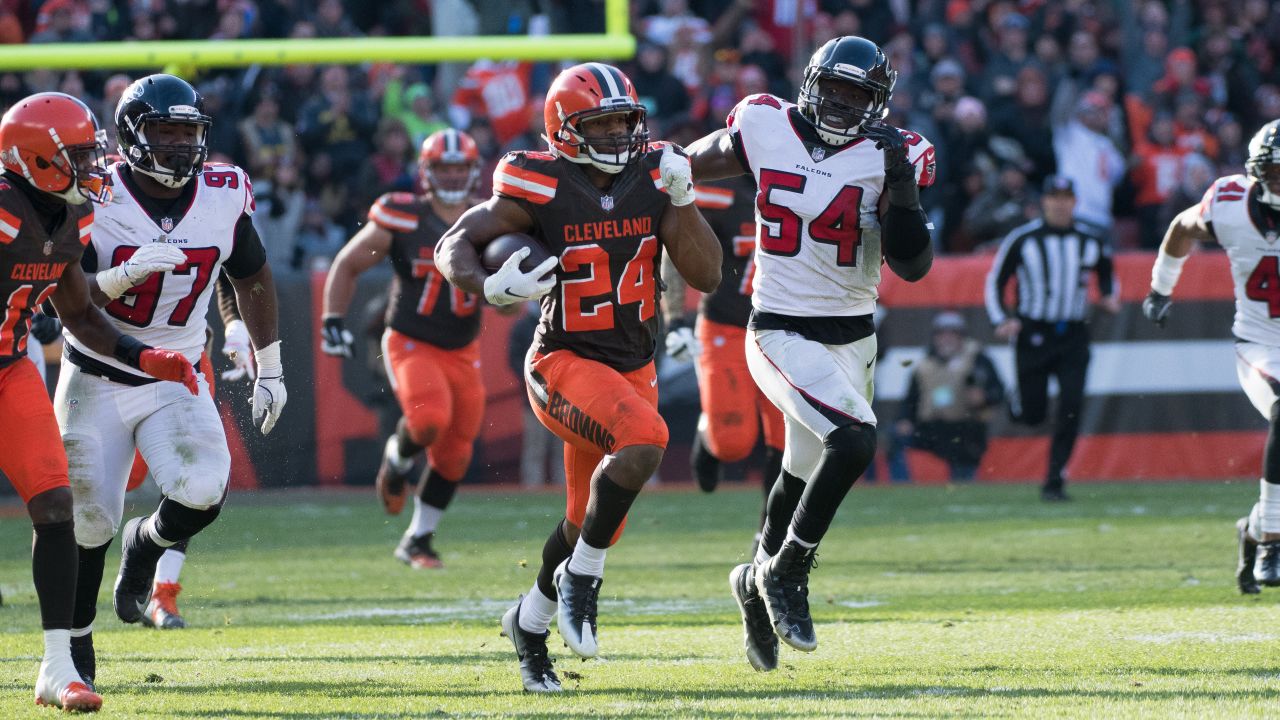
[984,176,1120,501]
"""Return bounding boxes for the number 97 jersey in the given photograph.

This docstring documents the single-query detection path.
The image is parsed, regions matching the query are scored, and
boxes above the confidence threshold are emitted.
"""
[727,93,935,318]
[66,162,260,377]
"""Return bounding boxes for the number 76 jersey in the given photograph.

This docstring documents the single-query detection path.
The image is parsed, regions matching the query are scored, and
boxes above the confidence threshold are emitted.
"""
[66,162,258,377]
[727,93,935,317]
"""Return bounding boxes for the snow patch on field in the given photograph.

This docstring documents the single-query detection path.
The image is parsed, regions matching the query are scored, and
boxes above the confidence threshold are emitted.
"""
[290,597,729,623]
[1129,631,1277,644]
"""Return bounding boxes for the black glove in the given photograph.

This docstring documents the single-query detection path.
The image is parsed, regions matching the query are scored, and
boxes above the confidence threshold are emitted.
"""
[861,121,918,209]
[29,313,62,343]
[320,315,355,358]
[1142,290,1172,328]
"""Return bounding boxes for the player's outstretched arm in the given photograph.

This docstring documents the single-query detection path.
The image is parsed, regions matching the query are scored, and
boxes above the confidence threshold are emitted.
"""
[319,222,393,357]
[436,197,537,299]
[686,129,747,183]
[51,262,197,394]
[1144,205,1213,327]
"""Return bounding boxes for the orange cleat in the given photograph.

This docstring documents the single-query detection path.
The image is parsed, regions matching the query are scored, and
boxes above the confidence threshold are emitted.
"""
[394,532,443,569]
[375,436,413,515]
[141,582,186,629]
[36,657,102,712]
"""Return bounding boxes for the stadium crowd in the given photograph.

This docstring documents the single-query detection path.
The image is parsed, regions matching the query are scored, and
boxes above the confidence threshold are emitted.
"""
[0,0,1277,257]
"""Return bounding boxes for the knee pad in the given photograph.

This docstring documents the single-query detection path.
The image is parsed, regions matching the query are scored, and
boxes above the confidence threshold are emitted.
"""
[169,474,229,510]
[73,503,119,549]
[404,407,446,448]
[823,424,878,469]
[705,422,755,463]
[154,496,225,543]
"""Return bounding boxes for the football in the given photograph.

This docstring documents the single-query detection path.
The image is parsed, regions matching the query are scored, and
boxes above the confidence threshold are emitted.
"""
[481,232,554,277]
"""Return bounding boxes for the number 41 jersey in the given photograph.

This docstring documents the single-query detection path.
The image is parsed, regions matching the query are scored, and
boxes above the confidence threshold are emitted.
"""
[727,93,936,318]
[66,162,262,379]
[1200,174,1280,346]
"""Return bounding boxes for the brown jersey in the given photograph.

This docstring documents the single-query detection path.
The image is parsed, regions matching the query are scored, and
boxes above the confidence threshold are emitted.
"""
[0,175,93,369]
[494,148,670,371]
[369,192,481,349]
[694,176,757,328]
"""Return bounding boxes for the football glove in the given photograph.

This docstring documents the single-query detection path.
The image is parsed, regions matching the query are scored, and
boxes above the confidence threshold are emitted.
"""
[664,319,700,362]
[220,319,256,381]
[320,315,354,358]
[862,122,919,209]
[138,348,198,395]
[251,340,287,435]
[659,144,695,207]
[483,247,558,306]
[29,313,62,344]
[96,244,188,300]
[1142,290,1172,328]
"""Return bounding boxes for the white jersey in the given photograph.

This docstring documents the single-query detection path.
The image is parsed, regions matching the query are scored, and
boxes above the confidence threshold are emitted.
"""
[1200,174,1280,347]
[67,162,256,376]
[727,93,936,317]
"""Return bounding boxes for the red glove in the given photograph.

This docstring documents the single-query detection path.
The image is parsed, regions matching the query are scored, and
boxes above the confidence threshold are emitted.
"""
[139,348,199,395]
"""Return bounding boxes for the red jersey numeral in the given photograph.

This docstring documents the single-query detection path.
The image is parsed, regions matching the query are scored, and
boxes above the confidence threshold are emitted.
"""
[167,247,220,326]
[203,171,239,189]
[411,258,475,317]
[1246,256,1280,317]
[560,239,658,332]
[104,246,220,327]
[756,170,864,267]
[0,284,57,355]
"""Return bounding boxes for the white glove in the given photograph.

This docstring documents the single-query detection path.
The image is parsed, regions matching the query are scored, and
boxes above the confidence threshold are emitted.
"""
[665,322,700,362]
[251,340,287,435]
[96,244,188,300]
[659,144,694,207]
[483,247,558,306]
[220,319,256,382]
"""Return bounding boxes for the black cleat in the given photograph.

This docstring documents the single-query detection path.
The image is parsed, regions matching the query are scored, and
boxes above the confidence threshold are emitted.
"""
[553,560,601,658]
[1040,486,1072,503]
[70,633,95,691]
[394,532,443,569]
[729,563,779,671]
[114,517,160,624]
[755,540,817,652]
[1255,540,1280,587]
[1237,517,1261,595]
[500,598,563,693]
[691,430,722,493]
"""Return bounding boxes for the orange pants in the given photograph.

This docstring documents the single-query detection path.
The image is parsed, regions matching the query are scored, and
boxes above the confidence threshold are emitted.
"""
[383,329,484,482]
[527,350,668,538]
[696,317,785,460]
[127,353,216,491]
[0,359,69,503]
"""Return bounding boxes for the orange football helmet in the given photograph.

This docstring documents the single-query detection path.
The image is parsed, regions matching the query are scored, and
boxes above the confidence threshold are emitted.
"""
[544,63,648,174]
[0,92,108,205]
[419,128,480,205]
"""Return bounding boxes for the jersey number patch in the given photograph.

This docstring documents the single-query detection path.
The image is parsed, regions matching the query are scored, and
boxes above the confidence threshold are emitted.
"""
[1246,256,1280,318]
[411,258,476,317]
[757,169,864,266]
[560,236,658,332]
[105,246,221,328]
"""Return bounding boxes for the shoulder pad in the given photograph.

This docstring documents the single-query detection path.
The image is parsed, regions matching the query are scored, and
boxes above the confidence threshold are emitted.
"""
[494,151,559,205]
[369,193,420,232]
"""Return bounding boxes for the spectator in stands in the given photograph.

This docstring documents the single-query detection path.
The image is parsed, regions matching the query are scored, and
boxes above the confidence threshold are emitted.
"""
[1130,112,1186,249]
[449,60,533,147]
[253,158,307,271]
[887,311,1004,484]
[982,12,1034,105]
[1158,152,1215,232]
[355,118,414,209]
[990,65,1056,185]
[29,1,91,44]
[631,43,691,130]
[642,0,711,47]
[314,0,363,37]
[1053,91,1125,229]
[381,68,448,148]
[962,160,1037,250]
[299,65,377,187]
[240,91,297,180]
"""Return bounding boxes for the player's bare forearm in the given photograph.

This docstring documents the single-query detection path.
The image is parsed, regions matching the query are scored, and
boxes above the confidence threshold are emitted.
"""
[323,224,391,318]
[660,252,689,325]
[230,264,279,348]
[1159,205,1212,260]
[687,129,747,182]
[50,264,123,354]
[437,198,534,296]
[661,203,721,293]
[84,273,111,307]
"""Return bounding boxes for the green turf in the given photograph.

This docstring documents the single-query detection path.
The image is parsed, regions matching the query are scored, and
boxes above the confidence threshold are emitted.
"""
[1,480,1278,718]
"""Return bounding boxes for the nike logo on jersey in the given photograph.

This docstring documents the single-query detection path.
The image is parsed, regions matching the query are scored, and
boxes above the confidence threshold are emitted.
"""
[649,377,657,387]
[865,359,874,369]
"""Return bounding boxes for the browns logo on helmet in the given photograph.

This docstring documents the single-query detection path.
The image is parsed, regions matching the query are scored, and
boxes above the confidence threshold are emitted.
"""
[0,91,109,205]
[419,128,480,205]
[544,63,648,174]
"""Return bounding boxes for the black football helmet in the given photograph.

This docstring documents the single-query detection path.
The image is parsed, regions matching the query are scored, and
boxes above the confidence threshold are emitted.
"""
[1247,119,1280,208]
[798,36,897,146]
[115,74,211,188]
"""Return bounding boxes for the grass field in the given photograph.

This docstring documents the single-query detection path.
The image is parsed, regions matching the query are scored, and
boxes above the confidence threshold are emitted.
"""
[0,480,1278,718]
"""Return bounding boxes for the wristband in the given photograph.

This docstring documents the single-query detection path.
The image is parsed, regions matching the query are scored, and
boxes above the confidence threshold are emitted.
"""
[96,266,133,300]
[254,340,283,376]
[1151,249,1188,295]
[113,335,151,369]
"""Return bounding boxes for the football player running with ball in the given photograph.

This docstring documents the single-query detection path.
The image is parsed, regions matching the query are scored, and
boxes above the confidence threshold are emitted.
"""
[1143,119,1280,594]
[322,129,491,569]
[56,74,284,689]
[438,63,721,692]
[0,92,198,712]
[686,36,936,670]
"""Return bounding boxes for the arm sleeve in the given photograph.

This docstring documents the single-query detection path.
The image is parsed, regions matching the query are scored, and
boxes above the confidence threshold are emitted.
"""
[222,214,268,279]
[985,231,1023,325]
[882,203,933,281]
[215,271,241,325]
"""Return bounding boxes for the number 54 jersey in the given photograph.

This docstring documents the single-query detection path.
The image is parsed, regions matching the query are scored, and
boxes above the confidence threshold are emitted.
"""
[1200,174,1280,347]
[727,93,935,318]
[66,162,263,379]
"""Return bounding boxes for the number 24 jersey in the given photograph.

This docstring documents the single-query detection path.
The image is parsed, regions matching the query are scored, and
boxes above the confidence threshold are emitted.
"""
[727,93,936,318]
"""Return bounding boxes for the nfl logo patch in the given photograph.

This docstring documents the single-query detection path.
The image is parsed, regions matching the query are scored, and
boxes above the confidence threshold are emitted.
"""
[600,195,614,212]
[161,217,174,233]
[811,147,826,162]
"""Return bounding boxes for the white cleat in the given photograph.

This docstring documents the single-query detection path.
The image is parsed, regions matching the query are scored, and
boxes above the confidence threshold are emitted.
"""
[500,598,564,693]
[35,654,102,712]
[553,559,601,659]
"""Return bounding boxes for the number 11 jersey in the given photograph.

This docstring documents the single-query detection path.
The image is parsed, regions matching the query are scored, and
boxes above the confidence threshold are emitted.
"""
[726,93,935,318]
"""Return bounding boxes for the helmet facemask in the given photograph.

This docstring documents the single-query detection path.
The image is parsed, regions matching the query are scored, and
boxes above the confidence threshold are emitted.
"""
[556,105,648,174]
[424,160,479,205]
[1248,147,1280,210]
[57,132,110,205]
[123,116,210,189]
[799,71,890,146]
